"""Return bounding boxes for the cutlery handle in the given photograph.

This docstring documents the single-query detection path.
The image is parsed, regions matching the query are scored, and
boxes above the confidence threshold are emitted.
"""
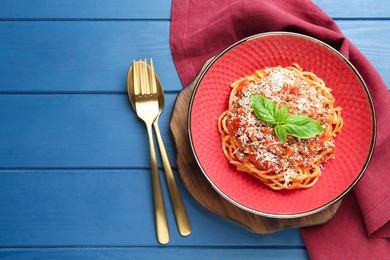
[153,120,191,236]
[146,124,170,244]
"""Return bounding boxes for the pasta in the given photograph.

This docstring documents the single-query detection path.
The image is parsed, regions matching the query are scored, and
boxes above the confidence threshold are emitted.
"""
[218,64,343,190]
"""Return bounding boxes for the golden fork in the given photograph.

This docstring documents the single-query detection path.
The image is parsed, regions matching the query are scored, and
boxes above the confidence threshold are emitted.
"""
[130,60,169,244]
[149,60,191,237]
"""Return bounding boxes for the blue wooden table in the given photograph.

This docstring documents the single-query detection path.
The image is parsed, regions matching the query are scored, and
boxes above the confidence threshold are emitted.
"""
[0,1,388,259]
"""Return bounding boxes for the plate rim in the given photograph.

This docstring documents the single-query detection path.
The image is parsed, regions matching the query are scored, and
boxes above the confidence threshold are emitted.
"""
[187,31,377,218]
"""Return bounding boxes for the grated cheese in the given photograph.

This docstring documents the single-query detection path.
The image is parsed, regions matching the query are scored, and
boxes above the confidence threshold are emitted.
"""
[228,67,335,183]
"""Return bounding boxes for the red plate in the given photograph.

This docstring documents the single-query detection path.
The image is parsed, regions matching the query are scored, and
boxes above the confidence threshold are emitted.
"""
[188,32,376,218]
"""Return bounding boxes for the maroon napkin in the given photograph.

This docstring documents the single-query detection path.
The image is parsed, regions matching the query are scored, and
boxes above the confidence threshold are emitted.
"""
[170,0,390,258]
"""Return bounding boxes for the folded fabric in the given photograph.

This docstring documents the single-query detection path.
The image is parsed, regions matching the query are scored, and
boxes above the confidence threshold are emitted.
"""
[170,0,390,258]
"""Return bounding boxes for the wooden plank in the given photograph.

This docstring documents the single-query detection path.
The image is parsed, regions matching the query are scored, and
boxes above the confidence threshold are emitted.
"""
[0,0,172,20]
[0,21,389,93]
[0,0,389,19]
[0,93,179,168]
[338,21,390,86]
[0,21,182,92]
[0,248,308,259]
[315,0,390,18]
[0,169,304,247]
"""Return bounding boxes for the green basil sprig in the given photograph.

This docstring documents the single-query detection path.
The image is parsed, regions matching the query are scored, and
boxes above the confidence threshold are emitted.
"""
[250,94,324,144]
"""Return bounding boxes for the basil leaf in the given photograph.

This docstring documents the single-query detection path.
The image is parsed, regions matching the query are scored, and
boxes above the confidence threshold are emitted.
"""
[286,115,324,139]
[250,94,277,125]
[250,94,324,142]
[274,124,287,144]
[274,103,289,124]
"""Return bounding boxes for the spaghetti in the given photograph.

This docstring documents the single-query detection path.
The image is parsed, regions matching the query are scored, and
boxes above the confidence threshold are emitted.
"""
[218,64,343,190]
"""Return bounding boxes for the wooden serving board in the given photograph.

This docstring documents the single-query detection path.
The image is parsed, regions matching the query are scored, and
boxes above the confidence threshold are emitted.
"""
[169,63,341,234]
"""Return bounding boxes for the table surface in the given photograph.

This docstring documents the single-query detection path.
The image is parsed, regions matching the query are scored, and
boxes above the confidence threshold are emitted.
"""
[0,1,388,259]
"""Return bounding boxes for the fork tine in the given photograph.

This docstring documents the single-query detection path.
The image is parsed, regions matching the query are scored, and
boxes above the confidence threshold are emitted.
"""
[149,58,157,95]
[133,60,141,96]
[138,60,144,95]
[140,59,149,95]
[145,59,150,95]
[138,60,146,95]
